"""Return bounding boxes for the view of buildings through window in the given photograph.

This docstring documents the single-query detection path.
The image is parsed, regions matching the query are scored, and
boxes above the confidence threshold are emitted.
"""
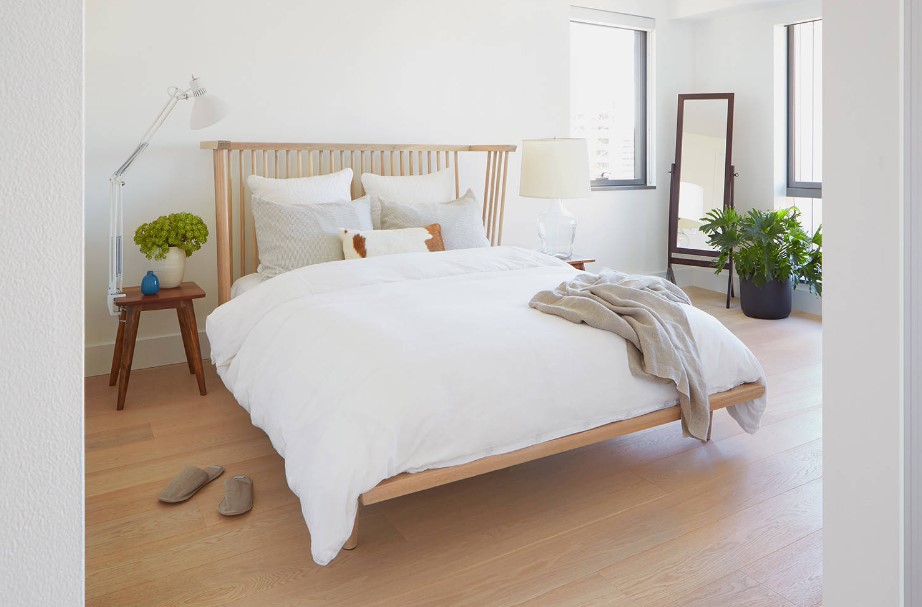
[787,19,822,235]
[570,20,646,187]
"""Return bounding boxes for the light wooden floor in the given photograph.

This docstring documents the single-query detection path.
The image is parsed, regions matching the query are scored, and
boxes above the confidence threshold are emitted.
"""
[85,287,823,607]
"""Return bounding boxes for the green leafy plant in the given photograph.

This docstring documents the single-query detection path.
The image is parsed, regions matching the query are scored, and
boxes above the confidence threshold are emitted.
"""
[134,212,209,260]
[698,206,822,296]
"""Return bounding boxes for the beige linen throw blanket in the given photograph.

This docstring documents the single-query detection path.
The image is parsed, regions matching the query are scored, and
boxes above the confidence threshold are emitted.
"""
[530,270,712,440]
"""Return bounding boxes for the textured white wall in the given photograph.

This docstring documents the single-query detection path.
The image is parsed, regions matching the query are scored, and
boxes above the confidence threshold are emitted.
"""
[0,1,84,605]
[83,0,694,375]
[823,0,904,604]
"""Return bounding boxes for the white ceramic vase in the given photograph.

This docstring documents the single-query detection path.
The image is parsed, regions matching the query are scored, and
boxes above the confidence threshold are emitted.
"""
[149,247,186,288]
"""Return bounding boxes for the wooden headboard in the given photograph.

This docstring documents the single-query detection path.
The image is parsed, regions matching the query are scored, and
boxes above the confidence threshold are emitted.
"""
[201,141,517,304]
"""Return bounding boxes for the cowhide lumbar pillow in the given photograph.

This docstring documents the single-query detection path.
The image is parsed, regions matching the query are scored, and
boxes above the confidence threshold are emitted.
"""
[340,224,445,259]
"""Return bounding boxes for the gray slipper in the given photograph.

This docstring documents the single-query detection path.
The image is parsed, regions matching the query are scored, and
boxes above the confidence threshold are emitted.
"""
[218,475,253,516]
[158,465,224,503]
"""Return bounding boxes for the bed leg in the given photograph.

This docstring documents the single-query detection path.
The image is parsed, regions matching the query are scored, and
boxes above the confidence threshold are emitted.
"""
[706,411,715,442]
[343,504,361,550]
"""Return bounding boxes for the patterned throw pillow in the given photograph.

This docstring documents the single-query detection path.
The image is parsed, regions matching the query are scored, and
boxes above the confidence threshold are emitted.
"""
[340,224,445,259]
[252,196,373,277]
[378,188,490,250]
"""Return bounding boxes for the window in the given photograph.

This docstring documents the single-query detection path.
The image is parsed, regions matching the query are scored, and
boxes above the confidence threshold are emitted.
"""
[570,14,649,189]
[787,19,822,198]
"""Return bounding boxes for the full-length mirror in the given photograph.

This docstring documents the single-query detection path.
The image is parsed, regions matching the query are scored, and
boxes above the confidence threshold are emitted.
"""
[667,93,735,283]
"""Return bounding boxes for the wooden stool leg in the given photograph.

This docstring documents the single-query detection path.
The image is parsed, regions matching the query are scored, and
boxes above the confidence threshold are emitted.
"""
[343,503,361,550]
[181,300,207,396]
[117,306,141,411]
[706,410,715,442]
[176,305,195,374]
[109,309,127,386]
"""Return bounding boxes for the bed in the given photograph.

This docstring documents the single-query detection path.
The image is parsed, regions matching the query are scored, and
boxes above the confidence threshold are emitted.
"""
[201,141,767,566]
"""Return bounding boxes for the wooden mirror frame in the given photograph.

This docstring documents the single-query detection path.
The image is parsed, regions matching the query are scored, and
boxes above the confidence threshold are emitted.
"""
[667,93,735,275]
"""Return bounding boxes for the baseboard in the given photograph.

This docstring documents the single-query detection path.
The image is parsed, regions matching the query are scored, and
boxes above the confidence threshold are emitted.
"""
[85,331,211,378]
[676,266,822,317]
[671,266,696,287]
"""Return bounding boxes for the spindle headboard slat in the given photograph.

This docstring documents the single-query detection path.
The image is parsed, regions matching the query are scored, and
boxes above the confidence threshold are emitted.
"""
[202,141,516,305]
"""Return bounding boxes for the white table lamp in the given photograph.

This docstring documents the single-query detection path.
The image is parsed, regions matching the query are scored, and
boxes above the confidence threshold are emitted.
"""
[520,138,590,258]
[108,76,228,314]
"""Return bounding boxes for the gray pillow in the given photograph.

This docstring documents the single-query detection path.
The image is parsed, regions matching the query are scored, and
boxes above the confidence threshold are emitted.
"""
[378,189,490,250]
[252,196,373,277]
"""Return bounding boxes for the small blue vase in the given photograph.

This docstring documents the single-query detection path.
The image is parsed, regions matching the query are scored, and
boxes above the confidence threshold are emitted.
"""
[141,270,160,295]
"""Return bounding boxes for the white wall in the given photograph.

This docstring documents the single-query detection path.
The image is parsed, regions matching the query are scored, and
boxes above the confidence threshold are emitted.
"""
[689,0,820,213]
[0,1,84,604]
[824,0,905,604]
[84,0,694,375]
[672,0,824,315]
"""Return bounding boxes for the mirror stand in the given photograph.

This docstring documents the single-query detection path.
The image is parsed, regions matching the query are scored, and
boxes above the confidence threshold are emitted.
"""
[665,92,736,309]
[667,164,738,309]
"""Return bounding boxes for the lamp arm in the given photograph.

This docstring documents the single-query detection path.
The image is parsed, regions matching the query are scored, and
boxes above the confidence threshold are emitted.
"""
[107,85,191,315]
[112,86,189,179]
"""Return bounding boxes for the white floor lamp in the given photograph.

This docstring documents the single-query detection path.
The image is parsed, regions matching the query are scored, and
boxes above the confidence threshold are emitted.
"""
[108,76,228,314]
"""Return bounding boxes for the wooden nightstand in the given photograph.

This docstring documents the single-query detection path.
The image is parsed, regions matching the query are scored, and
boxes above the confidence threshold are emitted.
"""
[109,281,207,411]
[559,254,596,271]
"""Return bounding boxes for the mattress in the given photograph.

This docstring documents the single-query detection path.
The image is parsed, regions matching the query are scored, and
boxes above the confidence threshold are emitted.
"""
[206,246,766,565]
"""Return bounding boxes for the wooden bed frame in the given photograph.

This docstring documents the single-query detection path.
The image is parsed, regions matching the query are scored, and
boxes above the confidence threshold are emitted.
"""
[203,140,765,553]
[201,141,516,304]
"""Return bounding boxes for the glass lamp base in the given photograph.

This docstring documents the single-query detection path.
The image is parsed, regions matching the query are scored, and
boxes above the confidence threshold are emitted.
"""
[538,199,577,259]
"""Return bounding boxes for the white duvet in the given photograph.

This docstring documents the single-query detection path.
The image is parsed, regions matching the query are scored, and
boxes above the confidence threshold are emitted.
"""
[207,246,766,565]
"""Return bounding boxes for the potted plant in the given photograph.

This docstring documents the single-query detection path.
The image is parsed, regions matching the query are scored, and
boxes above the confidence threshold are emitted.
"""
[698,206,821,320]
[134,212,209,288]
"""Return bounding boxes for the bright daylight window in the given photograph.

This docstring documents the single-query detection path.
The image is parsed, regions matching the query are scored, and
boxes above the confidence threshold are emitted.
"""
[787,19,822,198]
[570,19,648,189]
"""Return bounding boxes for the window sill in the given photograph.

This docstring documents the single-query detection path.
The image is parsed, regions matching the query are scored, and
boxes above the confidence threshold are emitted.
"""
[786,186,823,199]
[591,184,657,192]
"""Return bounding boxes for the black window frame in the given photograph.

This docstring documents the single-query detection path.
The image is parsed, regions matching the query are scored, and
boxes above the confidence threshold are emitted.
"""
[787,19,823,198]
[570,21,650,191]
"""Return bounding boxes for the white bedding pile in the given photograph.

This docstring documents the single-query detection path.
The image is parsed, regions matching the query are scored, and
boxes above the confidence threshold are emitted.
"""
[207,246,766,565]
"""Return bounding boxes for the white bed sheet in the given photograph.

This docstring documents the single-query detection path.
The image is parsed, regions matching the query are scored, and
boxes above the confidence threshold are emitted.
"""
[206,246,766,565]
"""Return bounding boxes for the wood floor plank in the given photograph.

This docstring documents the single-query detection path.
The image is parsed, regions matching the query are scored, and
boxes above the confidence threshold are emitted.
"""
[85,435,276,498]
[361,442,822,607]
[87,506,311,599]
[85,453,288,528]
[84,287,824,606]
[85,414,271,473]
[651,571,796,607]
[631,409,821,494]
[86,500,206,557]
[383,464,666,544]
[741,530,823,607]
[88,509,407,607]
[86,423,153,450]
[598,479,822,605]
[513,573,638,607]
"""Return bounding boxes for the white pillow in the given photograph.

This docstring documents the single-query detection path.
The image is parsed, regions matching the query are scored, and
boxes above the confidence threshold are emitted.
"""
[340,224,445,259]
[252,196,373,277]
[378,189,490,250]
[361,168,455,228]
[247,168,353,205]
[230,272,268,299]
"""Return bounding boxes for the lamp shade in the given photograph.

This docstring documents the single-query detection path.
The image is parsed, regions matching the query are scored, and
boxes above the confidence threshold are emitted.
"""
[519,138,591,199]
[188,77,229,130]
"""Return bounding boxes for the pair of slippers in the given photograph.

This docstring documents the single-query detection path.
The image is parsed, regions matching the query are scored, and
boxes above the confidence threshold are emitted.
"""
[158,465,253,516]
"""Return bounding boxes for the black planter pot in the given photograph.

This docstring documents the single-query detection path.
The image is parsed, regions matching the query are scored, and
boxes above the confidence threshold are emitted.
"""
[739,278,793,320]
